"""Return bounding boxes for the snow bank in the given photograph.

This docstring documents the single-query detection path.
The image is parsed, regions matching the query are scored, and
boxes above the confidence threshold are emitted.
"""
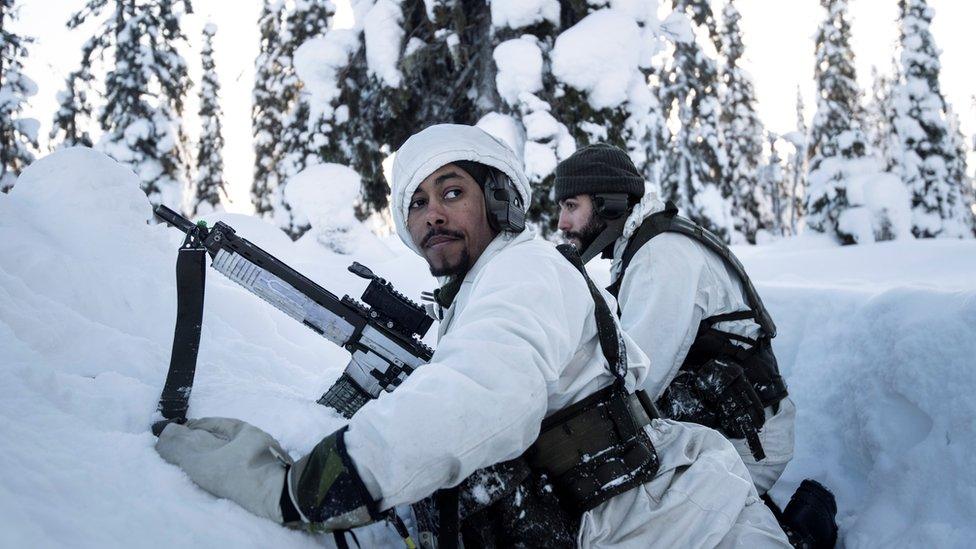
[0,148,429,547]
[591,237,976,548]
[2,150,975,547]
[744,241,976,548]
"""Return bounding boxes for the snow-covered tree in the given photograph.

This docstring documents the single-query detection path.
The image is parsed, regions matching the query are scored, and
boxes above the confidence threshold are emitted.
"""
[660,0,733,241]
[782,87,808,235]
[761,132,786,239]
[251,0,288,217]
[486,2,570,230]
[286,1,674,235]
[49,37,97,150]
[0,0,37,193]
[806,0,907,244]
[480,2,674,232]
[945,105,976,235]
[864,65,901,172]
[62,0,193,209]
[891,0,972,238]
[718,0,769,243]
[278,1,335,173]
[189,23,226,217]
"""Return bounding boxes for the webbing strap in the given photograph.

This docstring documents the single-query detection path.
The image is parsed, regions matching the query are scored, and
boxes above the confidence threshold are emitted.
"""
[157,233,207,421]
[556,244,627,383]
[607,203,777,337]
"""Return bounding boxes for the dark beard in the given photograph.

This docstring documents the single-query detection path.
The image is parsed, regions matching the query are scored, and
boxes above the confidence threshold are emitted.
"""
[563,213,607,253]
[429,248,472,277]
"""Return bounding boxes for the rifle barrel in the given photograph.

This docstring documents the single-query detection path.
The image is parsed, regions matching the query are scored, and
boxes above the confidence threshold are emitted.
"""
[154,205,197,234]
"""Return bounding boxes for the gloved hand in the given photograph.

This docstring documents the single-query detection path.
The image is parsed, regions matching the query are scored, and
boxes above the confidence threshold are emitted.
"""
[155,418,380,531]
[155,418,290,523]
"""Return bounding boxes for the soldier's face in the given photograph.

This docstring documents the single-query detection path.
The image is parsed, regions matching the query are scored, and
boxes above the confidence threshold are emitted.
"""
[407,164,498,277]
[558,194,606,251]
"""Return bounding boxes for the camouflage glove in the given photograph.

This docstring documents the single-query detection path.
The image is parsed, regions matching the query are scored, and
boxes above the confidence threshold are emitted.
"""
[285,426,379,530]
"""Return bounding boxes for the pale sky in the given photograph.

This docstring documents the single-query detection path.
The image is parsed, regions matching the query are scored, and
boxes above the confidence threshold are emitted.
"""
[14,0,976,213]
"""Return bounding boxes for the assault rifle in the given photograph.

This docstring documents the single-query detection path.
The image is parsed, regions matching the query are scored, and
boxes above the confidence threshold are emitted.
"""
[152,205,433,434]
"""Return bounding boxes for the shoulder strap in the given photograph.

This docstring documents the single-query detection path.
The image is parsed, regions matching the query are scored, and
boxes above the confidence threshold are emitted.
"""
[607,202,777,337]
[556,244,627,384]
[606,202,679,299]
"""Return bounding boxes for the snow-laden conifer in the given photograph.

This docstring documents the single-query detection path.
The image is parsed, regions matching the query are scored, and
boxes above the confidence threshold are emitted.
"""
[761,132,785,240]
[60,0,193,210]
[0,0,37,193]
[718,0,769,243]
[782,87,808,235]
[945,105,976,235]
[252,0,288,217]
[807,0,907,244]
[487,1,568,231]
[49,37,96,150]
[271,0,334,238]
[189,23,226,217]
[864,65,901,173]
[891,0,972,238]
[482,1,673,232]
[660,0,733,241]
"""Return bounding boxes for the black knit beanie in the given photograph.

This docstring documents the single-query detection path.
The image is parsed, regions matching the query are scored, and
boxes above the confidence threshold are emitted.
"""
[553,143,644,203]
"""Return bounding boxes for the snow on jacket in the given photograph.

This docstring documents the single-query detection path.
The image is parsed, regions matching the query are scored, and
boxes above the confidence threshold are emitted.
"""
[609,192,797,494]
[343,124,789,547]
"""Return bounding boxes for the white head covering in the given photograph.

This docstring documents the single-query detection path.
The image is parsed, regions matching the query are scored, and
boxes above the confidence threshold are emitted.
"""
[390,124,531,255]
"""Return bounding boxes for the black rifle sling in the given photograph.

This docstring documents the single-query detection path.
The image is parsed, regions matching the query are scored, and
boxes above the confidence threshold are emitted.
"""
[157,232,207,423]
[555,244,626,383]
[607,202,776,337]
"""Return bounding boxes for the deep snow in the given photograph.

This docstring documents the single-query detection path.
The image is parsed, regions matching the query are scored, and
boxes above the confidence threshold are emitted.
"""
[1,148,974,548]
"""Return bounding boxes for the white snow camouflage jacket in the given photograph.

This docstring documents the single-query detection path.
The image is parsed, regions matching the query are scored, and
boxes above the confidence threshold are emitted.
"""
[609,192,797,494]
[342,124,789,547]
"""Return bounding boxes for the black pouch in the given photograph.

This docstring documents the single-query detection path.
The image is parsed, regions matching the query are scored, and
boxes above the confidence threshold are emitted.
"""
[658,358,768,460]
[458,463,577,549]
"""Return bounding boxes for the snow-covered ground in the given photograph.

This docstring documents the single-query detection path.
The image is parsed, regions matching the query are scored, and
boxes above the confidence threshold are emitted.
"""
[2,149,974,548]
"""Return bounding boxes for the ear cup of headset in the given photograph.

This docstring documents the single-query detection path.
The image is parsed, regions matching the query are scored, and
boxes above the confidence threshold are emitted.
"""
[593,193,630,220]
[484,170,526,233]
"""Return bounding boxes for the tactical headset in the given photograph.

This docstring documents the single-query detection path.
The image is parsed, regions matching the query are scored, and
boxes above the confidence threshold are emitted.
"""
[576,193,631,264]
[484,168,526,233]
[592,193,630,221]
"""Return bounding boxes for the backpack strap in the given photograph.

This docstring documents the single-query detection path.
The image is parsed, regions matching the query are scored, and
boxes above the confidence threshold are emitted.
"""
[606,201,680,300]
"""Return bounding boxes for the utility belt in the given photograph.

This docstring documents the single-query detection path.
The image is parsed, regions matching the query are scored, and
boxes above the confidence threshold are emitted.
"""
[439,384,660,548]
[657,311,789,461]
[526,384,660,516]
